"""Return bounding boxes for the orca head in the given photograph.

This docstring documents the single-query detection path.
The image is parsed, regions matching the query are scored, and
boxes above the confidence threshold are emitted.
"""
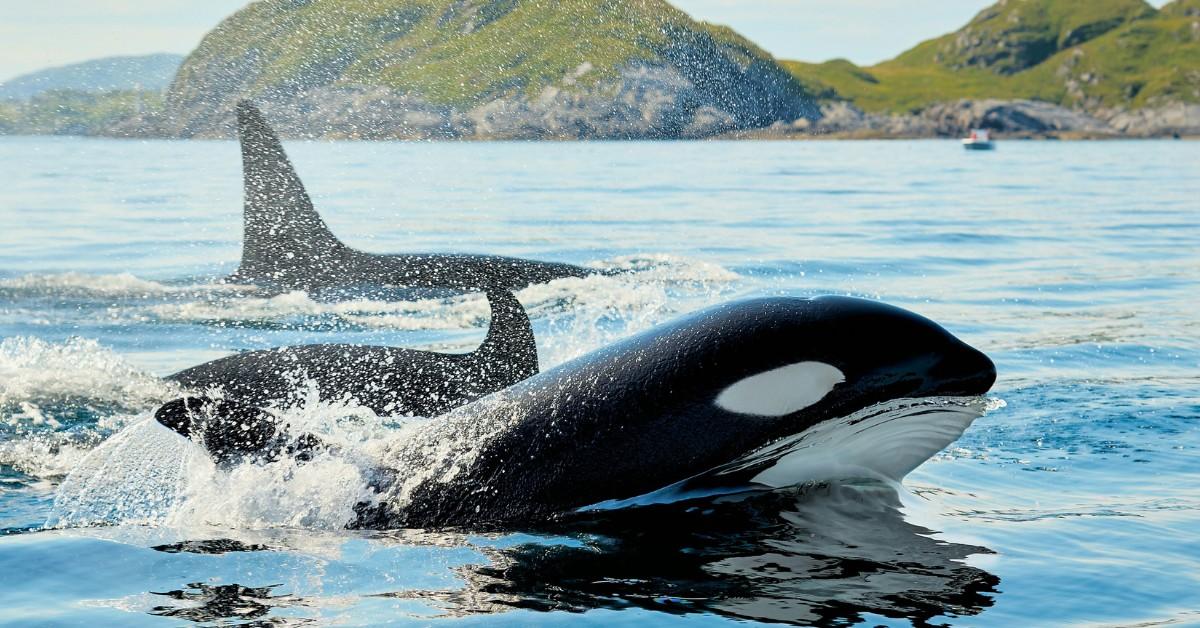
[697,295,995,421]
[584,296,998,510]
[683,295,996,489]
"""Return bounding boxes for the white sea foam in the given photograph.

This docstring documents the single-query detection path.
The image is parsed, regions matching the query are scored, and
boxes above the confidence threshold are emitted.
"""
[589,253,740,284]
[0,434,98,479]
[0,336,179,417]
[0,272,251,298]
[0,337,180,482]
[141,254,734,325]
[146,289,491,331]
[141,254,738,364]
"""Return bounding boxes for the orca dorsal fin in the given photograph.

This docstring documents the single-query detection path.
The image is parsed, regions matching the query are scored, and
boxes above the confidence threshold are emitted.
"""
[472,290,540,380]
[233,100,347,285]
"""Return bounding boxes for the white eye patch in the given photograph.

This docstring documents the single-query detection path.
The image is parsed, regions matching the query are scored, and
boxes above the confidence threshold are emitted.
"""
[715,361,845,417]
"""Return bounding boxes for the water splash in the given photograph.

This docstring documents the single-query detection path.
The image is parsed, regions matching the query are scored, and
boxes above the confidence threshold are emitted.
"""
[142,254,738,336]
[0,336,178,424]
[45,396,427,530]
[48,418,211,528]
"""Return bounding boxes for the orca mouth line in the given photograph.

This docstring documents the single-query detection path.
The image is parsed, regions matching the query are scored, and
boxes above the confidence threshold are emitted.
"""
[577,396,994,512]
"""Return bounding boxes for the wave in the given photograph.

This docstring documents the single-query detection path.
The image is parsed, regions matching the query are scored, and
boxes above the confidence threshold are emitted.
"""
[0,337,178,418]
[0,336,180,481]
[15,254,741,526]
[589,254,740,283]
[0,272,251,299]
[47,399,409,530]
[137,255,740,365]
[3,256,738,339]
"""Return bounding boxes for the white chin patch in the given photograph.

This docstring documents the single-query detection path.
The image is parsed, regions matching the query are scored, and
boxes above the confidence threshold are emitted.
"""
[715,361,845,417]
[730,397,988,487]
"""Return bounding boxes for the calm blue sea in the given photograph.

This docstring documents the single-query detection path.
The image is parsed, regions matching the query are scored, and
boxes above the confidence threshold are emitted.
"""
[0,136,1197,627]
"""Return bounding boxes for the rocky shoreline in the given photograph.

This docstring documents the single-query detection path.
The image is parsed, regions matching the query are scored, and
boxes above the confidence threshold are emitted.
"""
[6,93,1197,141]
[742,100,1200,140]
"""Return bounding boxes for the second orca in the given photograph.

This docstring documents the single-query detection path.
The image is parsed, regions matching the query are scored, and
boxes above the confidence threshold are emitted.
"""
[165,290,538,419]
[229,102,604,294]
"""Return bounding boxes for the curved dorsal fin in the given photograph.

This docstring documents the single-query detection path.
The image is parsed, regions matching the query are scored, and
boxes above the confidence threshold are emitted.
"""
[234,100,346,282]
[472,290,539,381]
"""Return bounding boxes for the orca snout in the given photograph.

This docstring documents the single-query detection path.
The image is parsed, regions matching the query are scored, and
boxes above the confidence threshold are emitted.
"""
[927,341,996,396]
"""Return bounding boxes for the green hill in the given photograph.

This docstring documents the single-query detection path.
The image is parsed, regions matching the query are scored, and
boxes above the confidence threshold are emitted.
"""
[894,0,1154,75]
[165,0,813,138]
[783,0,1200,114]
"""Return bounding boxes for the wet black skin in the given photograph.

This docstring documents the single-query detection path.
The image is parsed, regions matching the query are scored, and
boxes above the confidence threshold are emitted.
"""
[230,101,603,294]
[166,290,538,418]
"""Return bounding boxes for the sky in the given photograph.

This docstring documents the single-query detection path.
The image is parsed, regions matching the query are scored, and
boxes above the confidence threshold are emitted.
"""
[0,0,1175,82]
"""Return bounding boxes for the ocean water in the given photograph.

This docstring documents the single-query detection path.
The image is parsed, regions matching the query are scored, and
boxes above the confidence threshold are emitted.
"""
[0,136,1197,627]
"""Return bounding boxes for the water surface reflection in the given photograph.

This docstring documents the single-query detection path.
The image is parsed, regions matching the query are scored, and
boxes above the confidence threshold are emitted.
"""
[379,483,999,625]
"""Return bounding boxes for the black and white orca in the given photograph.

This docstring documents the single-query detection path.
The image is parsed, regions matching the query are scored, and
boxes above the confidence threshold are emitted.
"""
[228,101,601,293]
[164,290,537,419]
[157,295,996,529]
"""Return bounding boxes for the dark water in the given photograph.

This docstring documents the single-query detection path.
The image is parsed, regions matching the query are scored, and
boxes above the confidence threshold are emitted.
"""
[0,137,1197,626]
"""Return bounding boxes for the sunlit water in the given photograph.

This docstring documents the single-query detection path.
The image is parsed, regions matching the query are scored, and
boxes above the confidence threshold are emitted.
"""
[0,136,1197,626]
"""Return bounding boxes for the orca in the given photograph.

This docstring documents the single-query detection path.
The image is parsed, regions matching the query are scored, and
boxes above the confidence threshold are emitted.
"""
[157,295,996,529]
[165,290,537,419]
[228,101,602,293]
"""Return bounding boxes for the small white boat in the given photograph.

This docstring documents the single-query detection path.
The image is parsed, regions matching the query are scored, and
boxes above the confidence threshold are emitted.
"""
[963,129,995,150]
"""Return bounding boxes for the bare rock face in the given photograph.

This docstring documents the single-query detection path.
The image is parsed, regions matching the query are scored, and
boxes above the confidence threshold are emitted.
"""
[808,102,934,138]
[787,98,1122,138]
[1099,103,1200,136]
[167,88,466,140]
[465,65,746,140]
[919,99,1111,136]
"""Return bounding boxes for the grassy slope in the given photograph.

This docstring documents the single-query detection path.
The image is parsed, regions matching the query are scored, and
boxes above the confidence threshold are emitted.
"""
[891,0,1154,74]
[1020,13,1200,108]
[174,0,788,107]
[783,0,1199,113]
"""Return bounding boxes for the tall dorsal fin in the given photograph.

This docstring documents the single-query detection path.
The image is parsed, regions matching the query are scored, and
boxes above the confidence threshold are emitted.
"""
[473,290,539,380]
[234,100,346,283]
